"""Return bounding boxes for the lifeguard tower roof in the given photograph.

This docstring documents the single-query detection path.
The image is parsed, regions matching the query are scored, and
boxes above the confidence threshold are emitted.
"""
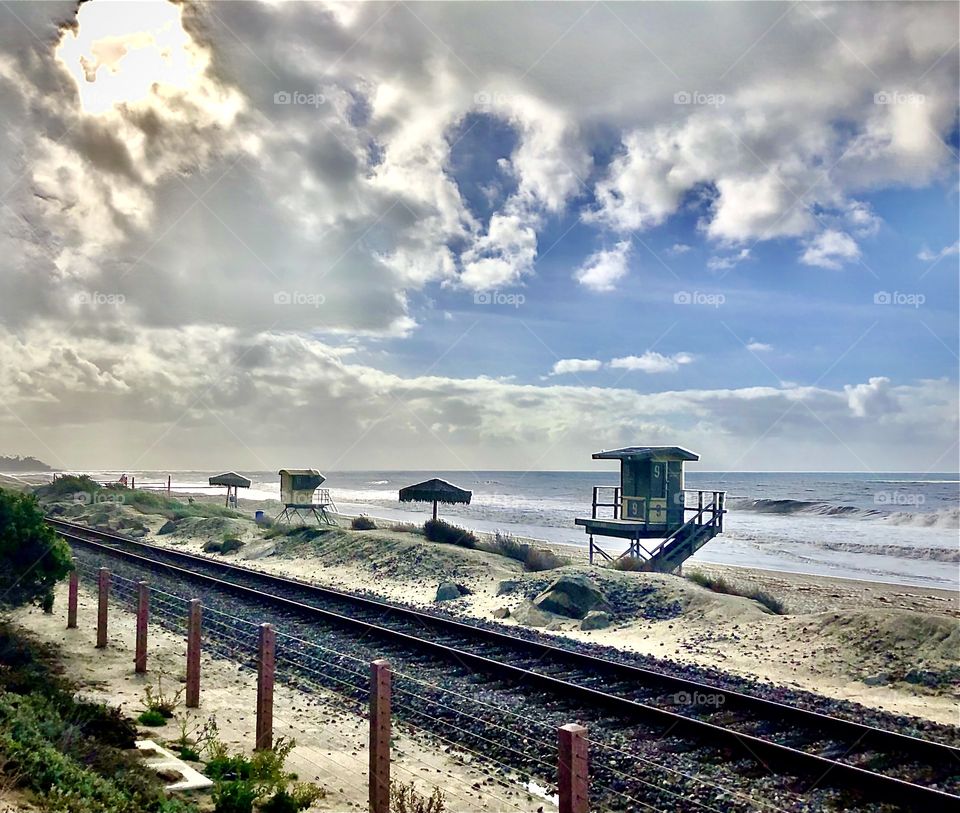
[592,446,699,461]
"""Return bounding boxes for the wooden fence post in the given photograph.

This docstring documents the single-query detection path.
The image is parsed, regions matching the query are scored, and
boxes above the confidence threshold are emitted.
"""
[369,659,391,813]
[96,568,110,648]
[558,723,589,813]
[67,564,78,629]
[135,581,149,674]
[185,599,202,708]
[256,624,276,751]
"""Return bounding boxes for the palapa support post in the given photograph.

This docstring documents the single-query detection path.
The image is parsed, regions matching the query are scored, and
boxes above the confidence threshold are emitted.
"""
[256,623,276,751]
[167,475,172,496]
[67,564,78,629]
[432,499,438,521]
[96,568,110,648]
[369,659,391,813]
[135,581,149,674]
[558,723,589,813]
[186,599,202,708]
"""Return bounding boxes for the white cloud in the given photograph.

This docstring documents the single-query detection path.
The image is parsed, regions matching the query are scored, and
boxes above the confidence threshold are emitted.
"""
[667,243,692,255]
[747,340,772,352]
[801,230,862,270]
[845,376,898,418]
[0,324,952,471]
[918,241,960,262]
[609,352,694,374]
[707,248,751,272]
[550,358,603,376]
[574,241,631,292]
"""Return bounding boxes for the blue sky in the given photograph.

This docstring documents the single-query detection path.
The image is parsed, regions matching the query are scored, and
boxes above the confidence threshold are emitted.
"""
[0,1,957,472]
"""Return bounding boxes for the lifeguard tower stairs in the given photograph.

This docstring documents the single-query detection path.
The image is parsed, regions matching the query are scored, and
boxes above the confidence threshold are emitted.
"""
[574,446,726,573]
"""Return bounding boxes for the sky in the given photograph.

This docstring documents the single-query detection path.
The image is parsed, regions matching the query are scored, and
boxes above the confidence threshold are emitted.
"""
[0,0,957,473]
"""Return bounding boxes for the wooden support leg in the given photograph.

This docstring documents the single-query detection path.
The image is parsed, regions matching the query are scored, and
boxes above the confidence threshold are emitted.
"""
[256,624,276,751]
[135,581,149,673]
[558,723,589,813]
[67,566,78,629]
[96,568,110,648]
[369,659,391,813]
[186,599,202,708]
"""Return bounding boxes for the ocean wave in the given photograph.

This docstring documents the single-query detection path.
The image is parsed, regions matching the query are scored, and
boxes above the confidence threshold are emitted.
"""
[727,498,959,528]
[728,498,876,517]
[367,480,390,485]
[817,542,959,563]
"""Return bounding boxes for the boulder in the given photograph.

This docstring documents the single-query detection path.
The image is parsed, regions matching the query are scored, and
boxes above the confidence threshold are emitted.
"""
[533,574,611,620]
[510,602,555,628]
[580,610,611,631]
[435,582,463,602]
[491,607,510,619]
[157,520,177,535]
[496,579,520,596]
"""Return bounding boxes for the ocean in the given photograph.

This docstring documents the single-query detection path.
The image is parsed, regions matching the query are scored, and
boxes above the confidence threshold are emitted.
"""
[48,469,959,591]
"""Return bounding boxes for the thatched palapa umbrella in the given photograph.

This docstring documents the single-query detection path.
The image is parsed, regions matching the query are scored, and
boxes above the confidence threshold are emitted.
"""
[209,471,252,507]
[398,478,472,521]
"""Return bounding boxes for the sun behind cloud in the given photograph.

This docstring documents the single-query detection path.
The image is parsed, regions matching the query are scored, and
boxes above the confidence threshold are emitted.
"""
[55,0,213,115]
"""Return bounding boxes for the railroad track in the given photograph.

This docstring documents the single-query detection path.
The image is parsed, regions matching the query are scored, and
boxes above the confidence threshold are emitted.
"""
[49,517,960,811]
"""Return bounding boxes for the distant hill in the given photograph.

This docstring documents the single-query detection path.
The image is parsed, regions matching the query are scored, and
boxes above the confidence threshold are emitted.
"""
[0,455,51,472]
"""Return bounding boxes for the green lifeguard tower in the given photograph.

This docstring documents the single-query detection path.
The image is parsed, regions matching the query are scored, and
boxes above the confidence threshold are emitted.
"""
[574,446,726,572]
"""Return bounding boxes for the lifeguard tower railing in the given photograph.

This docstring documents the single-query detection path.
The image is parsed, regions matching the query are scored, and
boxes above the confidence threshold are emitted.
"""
[583,487,726,572]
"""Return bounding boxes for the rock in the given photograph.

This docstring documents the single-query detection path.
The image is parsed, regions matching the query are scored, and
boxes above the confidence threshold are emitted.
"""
[491,607,510,619]
[157,520,177,535]
[533,574,612,619]
[511,602,554,628]
[580,610,611,631]
[496,579,520,596]
[435,582,463,602]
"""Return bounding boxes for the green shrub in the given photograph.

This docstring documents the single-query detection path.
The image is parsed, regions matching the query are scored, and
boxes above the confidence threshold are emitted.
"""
[203,540,224,553]
[205,737,323,812]
[610,557,649,572]
[482,532,566,571]
[423,519,478,548]
[350,515,377,530]
[141,673,183,718]
[213,779,257,813]
[390,780,445,813]
[137,709,166,727]
[34,475,101,502]
[0,489,73,609]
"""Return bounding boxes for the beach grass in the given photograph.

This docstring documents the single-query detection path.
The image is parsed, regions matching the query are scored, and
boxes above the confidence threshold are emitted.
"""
[686,570,787,614]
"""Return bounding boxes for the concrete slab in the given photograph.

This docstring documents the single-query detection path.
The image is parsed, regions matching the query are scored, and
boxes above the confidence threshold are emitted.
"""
[135,739,214,792]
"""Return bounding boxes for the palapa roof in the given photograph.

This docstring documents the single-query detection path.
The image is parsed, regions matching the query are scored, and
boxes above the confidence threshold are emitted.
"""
[208,471,252,488]
[592,446,699,462]
[398,478,472,505]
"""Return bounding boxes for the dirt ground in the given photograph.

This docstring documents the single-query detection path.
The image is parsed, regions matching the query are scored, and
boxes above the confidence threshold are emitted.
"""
[9,583,547,813]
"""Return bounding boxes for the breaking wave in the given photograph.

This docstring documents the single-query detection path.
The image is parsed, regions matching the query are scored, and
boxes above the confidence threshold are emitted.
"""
[728,498,959,528]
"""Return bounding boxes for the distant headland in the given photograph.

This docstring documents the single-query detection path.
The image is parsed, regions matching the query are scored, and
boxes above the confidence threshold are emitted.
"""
[0,455,51,472]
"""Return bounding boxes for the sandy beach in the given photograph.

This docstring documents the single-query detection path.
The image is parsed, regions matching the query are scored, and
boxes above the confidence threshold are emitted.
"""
[47,486,959,728]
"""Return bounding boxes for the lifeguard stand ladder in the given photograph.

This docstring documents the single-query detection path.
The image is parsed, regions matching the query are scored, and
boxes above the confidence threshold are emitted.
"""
[574,446,726,573]
[275,470,339,526]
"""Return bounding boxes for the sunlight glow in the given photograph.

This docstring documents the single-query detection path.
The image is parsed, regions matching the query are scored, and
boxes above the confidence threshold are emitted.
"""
[55,0,206,115]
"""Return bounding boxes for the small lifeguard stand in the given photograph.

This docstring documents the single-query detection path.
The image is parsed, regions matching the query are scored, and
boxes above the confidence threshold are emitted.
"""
[275,469,338,526]
[574,446,725,572]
